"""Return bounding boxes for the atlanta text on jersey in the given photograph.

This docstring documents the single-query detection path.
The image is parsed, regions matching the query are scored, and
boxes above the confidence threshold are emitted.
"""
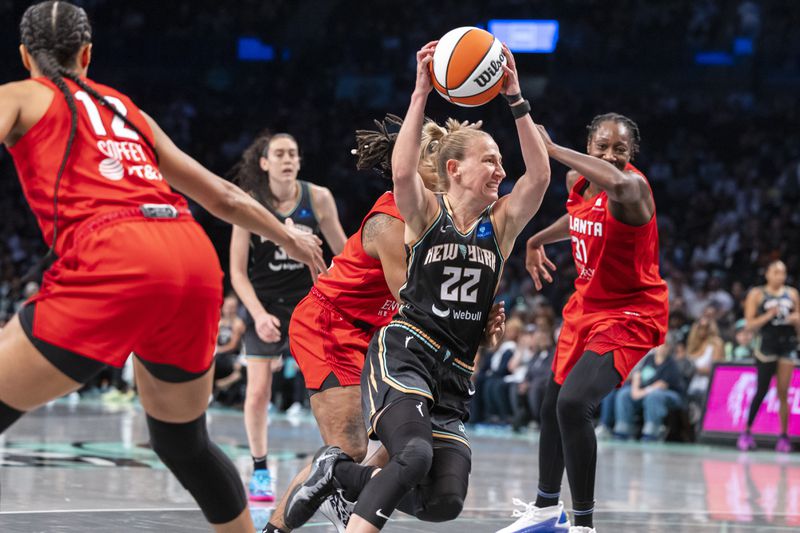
[569,215,604,237]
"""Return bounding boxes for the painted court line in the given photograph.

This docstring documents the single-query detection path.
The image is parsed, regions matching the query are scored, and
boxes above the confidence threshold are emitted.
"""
[0,507,198,515]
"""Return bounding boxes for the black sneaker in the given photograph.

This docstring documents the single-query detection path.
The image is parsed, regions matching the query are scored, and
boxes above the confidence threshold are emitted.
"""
[284,445,352,529]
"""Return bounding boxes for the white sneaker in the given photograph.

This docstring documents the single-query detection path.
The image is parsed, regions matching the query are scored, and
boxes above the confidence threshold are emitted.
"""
[594,425,611,440]
[569,527,596,533]
[318,489,354,533]
[495,499,570,532]
[287,402,304,416]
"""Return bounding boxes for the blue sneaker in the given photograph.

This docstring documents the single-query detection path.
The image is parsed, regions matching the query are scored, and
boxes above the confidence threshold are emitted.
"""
[249,468,275,502]
[495,499,570,532]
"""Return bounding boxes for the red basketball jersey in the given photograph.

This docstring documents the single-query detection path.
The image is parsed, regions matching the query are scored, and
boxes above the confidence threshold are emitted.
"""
[315,192,402,329]
[565,164,669,322]
[8,77,187,255]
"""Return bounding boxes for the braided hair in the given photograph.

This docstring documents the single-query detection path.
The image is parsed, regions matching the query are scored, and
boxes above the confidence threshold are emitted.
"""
[352,114,481,193]
[352,113,404,176]
[586,112,641,158]
[19,1,157,263]
[228,131,298,209]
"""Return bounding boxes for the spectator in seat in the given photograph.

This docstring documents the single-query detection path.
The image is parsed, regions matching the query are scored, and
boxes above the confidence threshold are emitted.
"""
[726,318,755,361]
[685,311,724,398]
[614,340,686,441]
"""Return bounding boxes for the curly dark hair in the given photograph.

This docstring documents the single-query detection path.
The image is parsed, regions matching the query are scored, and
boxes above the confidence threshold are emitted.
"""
[352,113,404,177]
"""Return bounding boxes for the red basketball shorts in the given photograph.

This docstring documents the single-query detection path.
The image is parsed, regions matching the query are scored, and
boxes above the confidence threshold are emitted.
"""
[26,209,223,374]
[553,295,666,385]
[289,288,373,390]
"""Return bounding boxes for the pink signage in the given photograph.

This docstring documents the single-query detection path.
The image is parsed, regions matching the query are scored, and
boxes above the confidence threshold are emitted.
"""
[702,365,800,436]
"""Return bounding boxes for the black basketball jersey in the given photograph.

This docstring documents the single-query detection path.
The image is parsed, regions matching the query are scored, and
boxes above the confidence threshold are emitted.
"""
[248,180,320,301]
[758,287,797,355]
[398,195,504,363]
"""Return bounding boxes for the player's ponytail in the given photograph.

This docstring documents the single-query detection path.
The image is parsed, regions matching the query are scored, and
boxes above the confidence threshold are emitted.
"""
[353,114,449,193]
[20,2,161,272]
[352,114,403,176]
[422,118,485,190]
[20,1,90,264]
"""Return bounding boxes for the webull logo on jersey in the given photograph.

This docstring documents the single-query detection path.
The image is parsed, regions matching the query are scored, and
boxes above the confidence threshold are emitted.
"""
[431,304,483,321]
[423,243,497,272]
[452,308,483,321]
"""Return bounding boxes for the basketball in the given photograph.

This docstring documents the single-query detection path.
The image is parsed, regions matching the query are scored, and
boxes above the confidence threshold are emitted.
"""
[430,26,507,107]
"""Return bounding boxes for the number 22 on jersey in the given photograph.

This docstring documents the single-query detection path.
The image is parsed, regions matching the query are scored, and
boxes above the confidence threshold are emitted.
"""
[441,267,481,303]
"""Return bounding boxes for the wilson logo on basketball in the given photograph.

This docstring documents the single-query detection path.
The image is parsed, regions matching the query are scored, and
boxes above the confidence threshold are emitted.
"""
[472,55,506,88]
[430,26,507,107]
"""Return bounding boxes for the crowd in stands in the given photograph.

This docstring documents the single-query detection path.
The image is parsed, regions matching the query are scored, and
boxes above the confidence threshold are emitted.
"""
[0,0,797,430]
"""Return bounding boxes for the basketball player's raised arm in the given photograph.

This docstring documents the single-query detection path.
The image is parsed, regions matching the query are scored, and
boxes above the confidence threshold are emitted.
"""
[536,125,648,206]
[141,113,326,280]
[391,42,439,236]
[310,184,347,255]
[494,45,551,254]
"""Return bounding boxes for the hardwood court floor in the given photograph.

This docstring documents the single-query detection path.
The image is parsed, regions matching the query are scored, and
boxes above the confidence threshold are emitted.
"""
[1,400,798,532]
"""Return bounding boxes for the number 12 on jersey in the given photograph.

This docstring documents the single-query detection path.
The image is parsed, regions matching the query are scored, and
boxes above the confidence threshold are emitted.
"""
[75,91,139,140]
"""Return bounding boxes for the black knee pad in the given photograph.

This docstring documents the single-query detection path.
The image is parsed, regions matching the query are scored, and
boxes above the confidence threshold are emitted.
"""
[393,436,434,491]
[415,446,469,522]
[146,413,246,524]
[0,399,24,434]
[419,492,464,522]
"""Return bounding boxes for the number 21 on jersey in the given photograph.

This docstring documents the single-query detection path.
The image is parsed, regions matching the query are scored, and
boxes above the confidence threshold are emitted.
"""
[571,236,588,264]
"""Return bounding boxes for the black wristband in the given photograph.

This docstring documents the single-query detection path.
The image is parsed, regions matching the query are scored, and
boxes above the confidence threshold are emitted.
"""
[510,99,531,119]
[503,92,523,105]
